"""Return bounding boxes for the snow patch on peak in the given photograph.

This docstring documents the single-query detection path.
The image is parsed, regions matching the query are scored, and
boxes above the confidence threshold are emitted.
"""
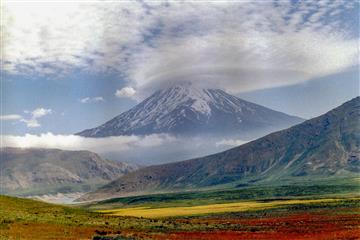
[159,84,213,115]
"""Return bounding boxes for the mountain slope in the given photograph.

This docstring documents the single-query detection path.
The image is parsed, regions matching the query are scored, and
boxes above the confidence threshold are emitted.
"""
[79,97,360,201]
[0,148,137,196]
[77,84,303,138]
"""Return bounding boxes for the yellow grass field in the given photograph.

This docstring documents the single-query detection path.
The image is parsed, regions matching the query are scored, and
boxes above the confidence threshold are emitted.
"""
[98,197,357,218]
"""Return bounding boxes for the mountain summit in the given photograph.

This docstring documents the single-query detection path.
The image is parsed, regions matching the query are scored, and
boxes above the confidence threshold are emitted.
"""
[77,83,303,138]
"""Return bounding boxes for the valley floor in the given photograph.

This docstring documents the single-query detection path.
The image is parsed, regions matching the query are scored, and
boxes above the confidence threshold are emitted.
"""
[1,183,359,239]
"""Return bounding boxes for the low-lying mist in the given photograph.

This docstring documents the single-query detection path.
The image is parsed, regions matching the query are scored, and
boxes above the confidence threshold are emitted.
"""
[2,133,248,166]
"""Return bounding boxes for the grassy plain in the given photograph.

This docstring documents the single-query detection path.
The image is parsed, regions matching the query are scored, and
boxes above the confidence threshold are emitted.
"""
[1,180,359,239]
[87,177,360,210]
[97,198,359,218]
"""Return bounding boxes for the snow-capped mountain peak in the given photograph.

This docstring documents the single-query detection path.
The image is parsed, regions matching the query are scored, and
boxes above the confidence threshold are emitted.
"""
[152,84,213,115]
[77,83,303,138]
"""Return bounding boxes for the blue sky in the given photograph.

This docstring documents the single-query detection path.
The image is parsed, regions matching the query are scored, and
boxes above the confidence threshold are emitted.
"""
[1,1,359,144]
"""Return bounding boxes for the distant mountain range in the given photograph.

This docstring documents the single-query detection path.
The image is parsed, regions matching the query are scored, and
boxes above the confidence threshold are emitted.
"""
[79,97,360,201]
[0,148,137,196]
[77,83,303,139]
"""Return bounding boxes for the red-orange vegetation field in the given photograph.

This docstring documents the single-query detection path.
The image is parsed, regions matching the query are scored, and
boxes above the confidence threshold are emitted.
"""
[155,210,360,240]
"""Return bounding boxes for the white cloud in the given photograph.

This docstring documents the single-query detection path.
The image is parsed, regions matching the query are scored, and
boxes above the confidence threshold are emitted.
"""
[2,132,175,159]
[20,108,52,128]
[2,1,358,95]
[0,108,52,127]
[115,87,136,98]
[0,114,22,121]
[31,108,52,118]
[1,133,247,165]
[20,118,41,128]
[1,1,151,75]
[129,31,358,95]
[80,96,104,104]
